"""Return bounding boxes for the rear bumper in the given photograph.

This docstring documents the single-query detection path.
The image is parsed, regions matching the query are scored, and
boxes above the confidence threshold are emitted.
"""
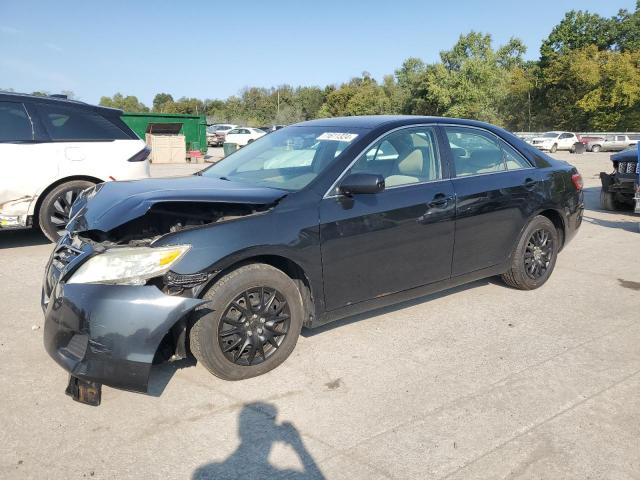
[42,282,204,393]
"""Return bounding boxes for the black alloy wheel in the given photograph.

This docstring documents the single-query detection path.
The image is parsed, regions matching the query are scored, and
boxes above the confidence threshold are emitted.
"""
[524,229,554,280]
[38,180,95,242]
[501,215,558,290]
[48,188,83,233]
[190,263,304,380]
[218,287,291,366]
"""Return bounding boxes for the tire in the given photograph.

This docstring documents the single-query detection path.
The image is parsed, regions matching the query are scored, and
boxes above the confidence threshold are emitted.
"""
[38,180,95,242]
[600,189,620,211]
[591,144,601,153]
[247,139,254,144]
[501,215,559,290]
[190,263,304,380]
[550,144,557,153]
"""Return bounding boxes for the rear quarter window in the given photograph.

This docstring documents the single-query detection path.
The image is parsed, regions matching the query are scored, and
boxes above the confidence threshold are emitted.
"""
[0,101,33,142]
[36,103,132,141]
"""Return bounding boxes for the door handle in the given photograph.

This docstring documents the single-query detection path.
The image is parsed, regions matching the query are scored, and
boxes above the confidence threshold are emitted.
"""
[523,178,537,190]
[428,193,453,208]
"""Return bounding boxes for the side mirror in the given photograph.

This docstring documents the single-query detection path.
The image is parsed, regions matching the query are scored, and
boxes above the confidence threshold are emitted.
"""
[338,173,385,196]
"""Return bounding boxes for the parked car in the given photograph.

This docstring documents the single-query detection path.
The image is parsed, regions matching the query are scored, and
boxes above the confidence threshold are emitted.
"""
[208,124,238,146]
[528,131,579,153]
[599,147,639,210]
[588,134,638,153]
[225,127,266,146]
[42,115,583,405]
[579,135,604,151]
[0,92,150,242]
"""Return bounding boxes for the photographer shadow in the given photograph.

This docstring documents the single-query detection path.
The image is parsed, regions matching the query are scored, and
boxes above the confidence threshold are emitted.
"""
[192,402,325,480]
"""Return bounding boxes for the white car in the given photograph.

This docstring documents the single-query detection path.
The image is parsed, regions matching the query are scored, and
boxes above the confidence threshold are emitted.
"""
[225,127,266,146]
[528,131,578,153]
[0,92,150,242]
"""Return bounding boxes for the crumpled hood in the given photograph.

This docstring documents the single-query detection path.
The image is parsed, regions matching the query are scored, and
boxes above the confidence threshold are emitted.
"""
[67,175,287,233]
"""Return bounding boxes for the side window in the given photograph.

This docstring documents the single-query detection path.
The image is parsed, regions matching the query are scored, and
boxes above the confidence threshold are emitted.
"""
[445,127,531,176]
[36,103,129,141]
[501,141,531,170]
[616,135,626,141]
[445,127,506,176]
[0,101,33,142]
[348,127,440,188]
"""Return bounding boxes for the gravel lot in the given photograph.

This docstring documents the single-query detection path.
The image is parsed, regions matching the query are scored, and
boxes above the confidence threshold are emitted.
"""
[1,151,638,479]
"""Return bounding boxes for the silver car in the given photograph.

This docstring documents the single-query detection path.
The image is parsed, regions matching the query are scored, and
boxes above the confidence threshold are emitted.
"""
[588,134,638,153]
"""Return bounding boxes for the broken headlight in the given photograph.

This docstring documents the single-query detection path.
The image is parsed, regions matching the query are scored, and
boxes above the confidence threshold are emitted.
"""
[67,245,191,286]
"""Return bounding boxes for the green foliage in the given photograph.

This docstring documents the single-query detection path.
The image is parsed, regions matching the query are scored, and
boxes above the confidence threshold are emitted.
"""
[99,93,149,112]
[152,93,174,112]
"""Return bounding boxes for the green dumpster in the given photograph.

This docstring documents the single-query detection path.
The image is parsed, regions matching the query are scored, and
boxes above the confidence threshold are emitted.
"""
[121,112,208,155]
[223,142,238,157]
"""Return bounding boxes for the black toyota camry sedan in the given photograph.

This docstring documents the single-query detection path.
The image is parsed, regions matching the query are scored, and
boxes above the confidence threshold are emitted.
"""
[42,116,583,404]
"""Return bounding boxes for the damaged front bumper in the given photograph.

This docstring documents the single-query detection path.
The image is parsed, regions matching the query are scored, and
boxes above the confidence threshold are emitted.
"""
[42,237,205,401]
[0,213,30,228]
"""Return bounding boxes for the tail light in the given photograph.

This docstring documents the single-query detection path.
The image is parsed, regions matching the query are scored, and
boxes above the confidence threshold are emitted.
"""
[571,173,583,191]
[128,146,151,162]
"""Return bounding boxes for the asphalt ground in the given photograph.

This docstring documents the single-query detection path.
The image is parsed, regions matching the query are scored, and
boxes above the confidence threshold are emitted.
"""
[1,150,638,479]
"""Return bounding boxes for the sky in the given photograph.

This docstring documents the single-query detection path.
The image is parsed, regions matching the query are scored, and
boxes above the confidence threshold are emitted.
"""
[0,0,635,106]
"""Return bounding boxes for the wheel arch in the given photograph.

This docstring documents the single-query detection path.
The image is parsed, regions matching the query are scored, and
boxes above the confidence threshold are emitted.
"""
[31,175,105,222]
[536,208,566,249]
[201,253,318,327]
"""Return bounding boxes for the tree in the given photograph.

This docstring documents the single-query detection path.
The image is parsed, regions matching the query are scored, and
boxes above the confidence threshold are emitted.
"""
[152,93,174,112]
[540,10,615,63]
[613,1,640,52]
[99,93,149,112]
[318,73,392,117]
[401,33,527,125]
[539,46,640,130]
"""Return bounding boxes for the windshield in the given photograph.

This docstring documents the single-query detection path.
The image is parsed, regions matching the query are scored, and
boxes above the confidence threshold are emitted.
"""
[202,126,361,191]
[542,132,559,138]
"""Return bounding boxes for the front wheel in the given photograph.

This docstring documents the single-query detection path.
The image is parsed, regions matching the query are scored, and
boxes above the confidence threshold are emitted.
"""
[501,215,559,290]
[190,263,304,380]
[591,144,601,153]
[550,144,558,153]
[38,180,95,242]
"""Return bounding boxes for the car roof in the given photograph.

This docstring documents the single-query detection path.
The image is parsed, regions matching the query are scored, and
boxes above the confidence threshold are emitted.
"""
[0,90,123,115]
[295,115,504,131]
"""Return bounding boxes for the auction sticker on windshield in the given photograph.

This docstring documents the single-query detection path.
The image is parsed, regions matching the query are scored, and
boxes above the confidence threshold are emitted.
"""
[317,132,358,142]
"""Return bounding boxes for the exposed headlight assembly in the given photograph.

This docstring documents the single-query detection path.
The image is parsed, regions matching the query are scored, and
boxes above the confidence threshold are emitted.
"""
[67,245,191,285]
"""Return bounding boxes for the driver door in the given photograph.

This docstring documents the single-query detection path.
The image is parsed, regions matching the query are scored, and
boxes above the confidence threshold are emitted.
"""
[319,126,456,311]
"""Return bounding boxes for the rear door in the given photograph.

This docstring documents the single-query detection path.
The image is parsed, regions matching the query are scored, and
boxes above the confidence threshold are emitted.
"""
[319,125,456,310]
[0,100,58,225]
[443,126,541,276]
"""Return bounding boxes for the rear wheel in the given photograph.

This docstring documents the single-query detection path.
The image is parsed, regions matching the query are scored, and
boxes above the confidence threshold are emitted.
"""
[501,215,558,290]
[550,144,558,153]
[591,144,601,153]
[38,180,95,242]
[190,263,304,380]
